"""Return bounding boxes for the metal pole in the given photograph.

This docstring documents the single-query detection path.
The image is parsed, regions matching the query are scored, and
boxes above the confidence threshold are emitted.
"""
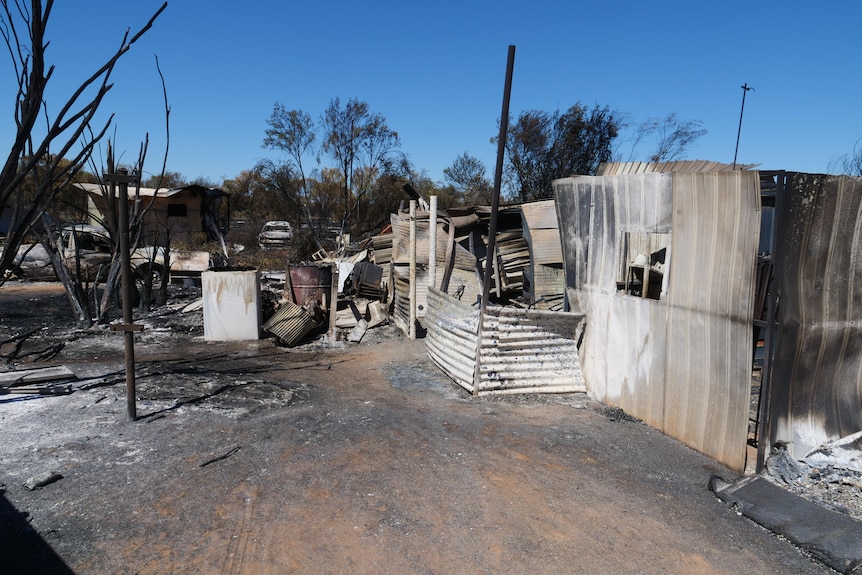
[408,200,417,340]
[733,83,754,169]
[474,45,516,396]
[429,195,438,291]
[482,45,515,310]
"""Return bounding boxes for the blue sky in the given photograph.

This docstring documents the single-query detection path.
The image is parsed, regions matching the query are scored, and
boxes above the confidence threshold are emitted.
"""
[5,0,861,185]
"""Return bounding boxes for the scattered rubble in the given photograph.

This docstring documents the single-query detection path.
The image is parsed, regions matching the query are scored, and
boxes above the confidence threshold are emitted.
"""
[765,442,862,523]
[3,218,862,537]
[23,471,63,491]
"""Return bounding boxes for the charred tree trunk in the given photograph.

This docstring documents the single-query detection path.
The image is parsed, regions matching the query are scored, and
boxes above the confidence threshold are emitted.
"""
[39,216,92,329]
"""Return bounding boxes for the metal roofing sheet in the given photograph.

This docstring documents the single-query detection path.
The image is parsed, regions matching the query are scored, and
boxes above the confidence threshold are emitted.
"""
[596,160,758,176]
[426,288,585,395]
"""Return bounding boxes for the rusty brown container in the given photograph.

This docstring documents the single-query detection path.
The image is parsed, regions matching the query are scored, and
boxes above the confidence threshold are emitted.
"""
[287,264,333,308]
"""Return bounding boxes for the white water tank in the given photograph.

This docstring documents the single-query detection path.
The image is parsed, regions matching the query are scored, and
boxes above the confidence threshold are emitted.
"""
[202,268,261,341]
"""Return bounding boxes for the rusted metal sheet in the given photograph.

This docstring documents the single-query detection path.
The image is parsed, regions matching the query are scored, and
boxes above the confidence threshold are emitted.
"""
[347,261,384,300]
[287,264,333,308]
[554,171,760,471]
[262,300,318,346]
[426,287,586,395]
[769,174,862,459]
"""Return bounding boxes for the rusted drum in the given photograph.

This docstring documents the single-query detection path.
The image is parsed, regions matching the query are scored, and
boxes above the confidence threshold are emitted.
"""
[287,264,333,308]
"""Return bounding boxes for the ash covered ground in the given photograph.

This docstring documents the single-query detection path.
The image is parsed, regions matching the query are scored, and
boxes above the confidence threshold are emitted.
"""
[0,280,857,574]
[2,280,861,525]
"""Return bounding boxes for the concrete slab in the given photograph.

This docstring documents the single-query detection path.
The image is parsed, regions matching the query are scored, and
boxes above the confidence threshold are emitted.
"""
[711,475,862,574]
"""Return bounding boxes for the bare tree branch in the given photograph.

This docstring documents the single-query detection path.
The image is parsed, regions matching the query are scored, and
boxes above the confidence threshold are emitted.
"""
[0,0,167,283]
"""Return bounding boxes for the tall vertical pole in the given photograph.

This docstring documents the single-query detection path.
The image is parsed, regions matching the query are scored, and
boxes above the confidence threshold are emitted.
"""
[107,168,140,421]
[474,45,516,396]
[482,45,516,310]
[428,195,438,291]
[733,83,754,169]
[408,200,417,340]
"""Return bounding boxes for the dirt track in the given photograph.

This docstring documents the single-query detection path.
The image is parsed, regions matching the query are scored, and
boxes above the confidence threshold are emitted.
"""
[0,283,836,574]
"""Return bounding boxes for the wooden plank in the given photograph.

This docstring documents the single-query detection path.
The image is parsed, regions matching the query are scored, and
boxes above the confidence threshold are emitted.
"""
[0,365,76,386]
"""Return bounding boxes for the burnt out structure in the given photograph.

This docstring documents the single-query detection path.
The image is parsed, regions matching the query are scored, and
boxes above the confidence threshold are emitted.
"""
[75,183,230,247]
[553,163,862,473]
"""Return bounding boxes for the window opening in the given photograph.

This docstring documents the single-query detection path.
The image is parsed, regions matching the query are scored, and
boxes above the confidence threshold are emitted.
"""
[167,204,187,217]
[617,232,670,300]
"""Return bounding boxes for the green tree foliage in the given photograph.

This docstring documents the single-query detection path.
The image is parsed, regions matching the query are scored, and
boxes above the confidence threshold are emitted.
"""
[321,98,402,233]
[260,99,407,242]
[354,155,412,233]
[252,159,305,223]
[143,171,187,189]
[264,105,316,177]
[263,104,317,229]
[443,152,492,205]
[308,168,343,227]
[221,170,259,220]
[504,104,621,202]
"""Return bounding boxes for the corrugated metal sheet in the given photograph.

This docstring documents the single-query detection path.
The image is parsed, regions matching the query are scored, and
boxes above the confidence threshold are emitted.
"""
[426,287,480,392]
[477,306,584,394]
[769,174,862,458]
[554,171,760,471]
[262,300,318,346]
[392,268,412,334]
[426,287,586,395]
[597,160,757,176]
[392,261,482,336]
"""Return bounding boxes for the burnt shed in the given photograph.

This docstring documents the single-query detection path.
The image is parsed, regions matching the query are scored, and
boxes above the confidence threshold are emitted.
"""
[554,165,862,474]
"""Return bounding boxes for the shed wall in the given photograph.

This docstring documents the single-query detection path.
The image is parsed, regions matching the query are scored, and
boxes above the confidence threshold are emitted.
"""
[554,171,760,471]
[771,174,862,458]
[426,288,585,395]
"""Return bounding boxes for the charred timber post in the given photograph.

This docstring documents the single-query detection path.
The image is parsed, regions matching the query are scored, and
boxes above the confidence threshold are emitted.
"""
[481,45,515,311]
[107,168,140,421]
[474,45,515,396]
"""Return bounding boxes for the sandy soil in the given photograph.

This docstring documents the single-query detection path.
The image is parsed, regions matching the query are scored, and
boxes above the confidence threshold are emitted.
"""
[0,281,839,574]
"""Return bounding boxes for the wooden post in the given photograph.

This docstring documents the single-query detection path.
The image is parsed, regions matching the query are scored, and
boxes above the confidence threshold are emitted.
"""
[106,168,140,421]
[328,264,339,332]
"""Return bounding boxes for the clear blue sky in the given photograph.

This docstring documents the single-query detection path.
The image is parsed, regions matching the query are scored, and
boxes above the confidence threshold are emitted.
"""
[5,0,861,185]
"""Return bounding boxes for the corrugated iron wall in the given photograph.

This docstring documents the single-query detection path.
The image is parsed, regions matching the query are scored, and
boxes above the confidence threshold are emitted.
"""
[769,174,862,458]
[426,288,480,392]
[554,171,760,471]
[426,287,586,395]
[664,172,760,469]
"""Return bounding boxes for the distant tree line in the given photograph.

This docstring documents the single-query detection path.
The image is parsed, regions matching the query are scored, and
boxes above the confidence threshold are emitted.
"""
[9,0,862,292]
[218,101,713,242]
